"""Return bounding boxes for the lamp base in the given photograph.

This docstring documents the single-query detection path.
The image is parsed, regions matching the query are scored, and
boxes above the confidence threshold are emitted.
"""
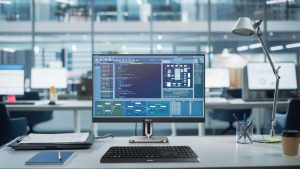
[253,135,281,143]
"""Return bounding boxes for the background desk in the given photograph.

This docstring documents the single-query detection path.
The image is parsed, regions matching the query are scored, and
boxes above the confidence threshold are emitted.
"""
[5,99,289,136]
[0,136,299,169]
[6,100,92,133]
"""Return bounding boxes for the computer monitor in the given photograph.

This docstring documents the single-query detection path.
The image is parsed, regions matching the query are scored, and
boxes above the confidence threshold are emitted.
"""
[247,63,297,90]
[205,68,230,88]
[92,54,205,143]
[31,68,68,89]
[0,65,24,96]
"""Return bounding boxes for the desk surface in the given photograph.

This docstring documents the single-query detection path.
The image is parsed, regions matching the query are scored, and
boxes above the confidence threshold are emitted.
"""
[5,99,289,111]
[1,136,299,169]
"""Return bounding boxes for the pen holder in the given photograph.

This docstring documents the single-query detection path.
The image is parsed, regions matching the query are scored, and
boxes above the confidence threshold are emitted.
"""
[236,121,253,144]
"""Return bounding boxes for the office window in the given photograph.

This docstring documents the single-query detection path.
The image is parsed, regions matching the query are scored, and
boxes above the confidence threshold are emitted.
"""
[0,0,30,22]
[34,0,92,74]
[0,0,299,77]
[34,34,92,74]
[36,0,91,22]
[0,1,32,78]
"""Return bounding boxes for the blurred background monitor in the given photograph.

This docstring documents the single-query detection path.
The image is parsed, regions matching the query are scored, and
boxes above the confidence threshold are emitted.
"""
[76,71,92,100]
[243,63,299,101]
[31,68,67,89]
[0,65,24,95]
[247,63,297,90]
[205,68,230,88]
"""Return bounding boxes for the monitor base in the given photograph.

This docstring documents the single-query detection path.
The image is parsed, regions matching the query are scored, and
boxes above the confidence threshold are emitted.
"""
[129,136,169,143]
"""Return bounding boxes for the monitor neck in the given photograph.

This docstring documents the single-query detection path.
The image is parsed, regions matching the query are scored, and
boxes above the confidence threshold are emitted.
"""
[144,122,153,138]
[129,122,169,143]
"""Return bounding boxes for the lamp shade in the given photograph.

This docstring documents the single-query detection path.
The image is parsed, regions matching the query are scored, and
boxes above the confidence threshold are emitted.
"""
[232,17,255,36]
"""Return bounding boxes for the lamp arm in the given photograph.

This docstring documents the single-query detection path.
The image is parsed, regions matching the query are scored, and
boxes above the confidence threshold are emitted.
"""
[256,25,280,137]
[256,27,279,77]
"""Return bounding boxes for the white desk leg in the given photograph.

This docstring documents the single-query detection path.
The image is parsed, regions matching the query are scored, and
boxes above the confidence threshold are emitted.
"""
[171,123,176,136]
[255,108,261,135]
[93,123,98,137]
[198,123,205,136]
[74,110,81,133]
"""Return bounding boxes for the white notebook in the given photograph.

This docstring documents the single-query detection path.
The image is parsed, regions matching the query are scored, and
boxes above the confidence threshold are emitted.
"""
[20,133,89,144]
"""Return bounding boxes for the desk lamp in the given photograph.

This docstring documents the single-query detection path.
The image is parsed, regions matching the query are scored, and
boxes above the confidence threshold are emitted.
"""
[232,17,280,140]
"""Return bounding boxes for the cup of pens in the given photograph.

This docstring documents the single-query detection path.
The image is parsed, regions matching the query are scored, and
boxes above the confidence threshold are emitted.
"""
[233,114,253,144]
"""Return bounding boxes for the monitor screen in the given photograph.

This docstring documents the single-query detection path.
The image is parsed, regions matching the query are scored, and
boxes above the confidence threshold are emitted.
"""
[247,63,297,90]
[0,65,24,95]
[31,68,68,89]
[205,68,230,88]
[92,54,205,122]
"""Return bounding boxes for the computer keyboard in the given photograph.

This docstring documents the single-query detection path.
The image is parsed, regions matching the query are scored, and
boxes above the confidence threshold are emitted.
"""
[100,146,199,163]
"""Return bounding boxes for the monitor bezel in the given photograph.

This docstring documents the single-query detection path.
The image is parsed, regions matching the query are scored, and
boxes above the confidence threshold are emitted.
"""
[92,54,205,123]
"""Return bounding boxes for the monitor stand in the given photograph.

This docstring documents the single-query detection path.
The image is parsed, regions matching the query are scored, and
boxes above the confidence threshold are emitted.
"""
[129,122,168,143]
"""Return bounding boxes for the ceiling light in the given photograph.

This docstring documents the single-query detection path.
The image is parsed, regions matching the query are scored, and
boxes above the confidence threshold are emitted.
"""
[122,45,127,50]
[221,48,230,57]
[158,34,163,40]
[34,46,40,54]
[237,46,248,52]
[136,0,142,5]
[55,0,75,5]
[249,43,262,49]
[286,42,300,49]
[0,0,12,5]
[2,47,16,53]
[266,0,294,5]
[156,44,162,51]
[269,32,274,36]
[270,45,283,51]
[71,44,77,52]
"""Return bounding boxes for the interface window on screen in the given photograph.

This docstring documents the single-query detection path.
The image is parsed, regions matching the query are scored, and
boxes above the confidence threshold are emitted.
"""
[93,55,205,119]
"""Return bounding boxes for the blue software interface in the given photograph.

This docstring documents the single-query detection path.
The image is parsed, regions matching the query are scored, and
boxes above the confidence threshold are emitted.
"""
[93,55,205,119]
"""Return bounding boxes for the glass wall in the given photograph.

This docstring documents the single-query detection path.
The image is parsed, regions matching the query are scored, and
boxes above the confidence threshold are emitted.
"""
[0,0,31,21]
[1,0,300,76]
[0,0,32,78]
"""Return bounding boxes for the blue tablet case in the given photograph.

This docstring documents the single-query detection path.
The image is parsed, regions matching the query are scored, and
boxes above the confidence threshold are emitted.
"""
[26,151,74,165]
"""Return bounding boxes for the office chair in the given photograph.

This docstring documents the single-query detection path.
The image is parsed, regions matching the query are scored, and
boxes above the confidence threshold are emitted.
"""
[10,92,53,133]
[210,88,252,135]
[0,103,27,146]
[277,99,300,132]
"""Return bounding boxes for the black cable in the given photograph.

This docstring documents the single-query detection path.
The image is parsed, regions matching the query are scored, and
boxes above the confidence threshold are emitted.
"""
[135,123,137,136]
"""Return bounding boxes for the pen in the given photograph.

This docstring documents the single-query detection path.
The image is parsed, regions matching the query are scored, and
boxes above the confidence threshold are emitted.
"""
[58,150,62,161]
[243,113,247,140]
[238,120,253,141]
[233,114,252,141]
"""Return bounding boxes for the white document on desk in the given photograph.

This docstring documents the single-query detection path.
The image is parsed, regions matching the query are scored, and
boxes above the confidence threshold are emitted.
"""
[20,133,89,144]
